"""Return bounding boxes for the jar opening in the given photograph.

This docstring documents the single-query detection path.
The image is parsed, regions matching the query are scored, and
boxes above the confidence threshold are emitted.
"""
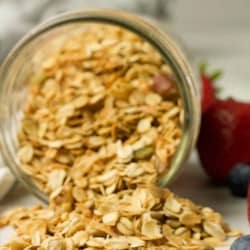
[0,10,200,202]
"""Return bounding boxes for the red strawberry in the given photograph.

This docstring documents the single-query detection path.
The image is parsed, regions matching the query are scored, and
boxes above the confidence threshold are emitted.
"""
[197,98,250,183]
[248,184,250,224]
[201,73,216,113]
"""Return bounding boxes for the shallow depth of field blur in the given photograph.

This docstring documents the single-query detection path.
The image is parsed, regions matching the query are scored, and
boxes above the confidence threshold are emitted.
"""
[0,0,250,246]
[0,0,250,100]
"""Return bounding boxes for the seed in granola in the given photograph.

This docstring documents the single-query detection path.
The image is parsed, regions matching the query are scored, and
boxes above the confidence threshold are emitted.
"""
[134,145,154,160]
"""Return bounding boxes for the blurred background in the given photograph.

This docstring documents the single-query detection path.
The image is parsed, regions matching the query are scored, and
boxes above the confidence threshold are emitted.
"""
[0,1,250,241]
[0,0,249,98]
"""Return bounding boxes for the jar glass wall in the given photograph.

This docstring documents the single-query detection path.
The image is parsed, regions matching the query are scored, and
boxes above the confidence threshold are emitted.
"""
[0,10,200,202]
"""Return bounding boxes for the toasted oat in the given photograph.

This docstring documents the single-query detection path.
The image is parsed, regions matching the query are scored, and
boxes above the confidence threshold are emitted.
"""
[0,24,237,250]
[16,24,182,196]
[0,186,236,250]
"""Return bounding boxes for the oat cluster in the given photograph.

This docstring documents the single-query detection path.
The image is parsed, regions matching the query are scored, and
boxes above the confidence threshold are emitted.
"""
[0,24,238,250]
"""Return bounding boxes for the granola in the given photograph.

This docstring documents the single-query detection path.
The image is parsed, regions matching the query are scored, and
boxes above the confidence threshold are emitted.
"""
[17,24,182,196]
[0,186,240,250]
[0,24,239,250]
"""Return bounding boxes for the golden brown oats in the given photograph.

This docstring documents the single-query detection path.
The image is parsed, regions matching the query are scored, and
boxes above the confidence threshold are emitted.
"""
[203,221,227,241]
[0,24,237,250]
[18,144,34,163]
[102,212,119,226]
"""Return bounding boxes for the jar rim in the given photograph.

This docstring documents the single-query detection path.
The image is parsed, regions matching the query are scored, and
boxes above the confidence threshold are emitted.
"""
[0,9,200,202]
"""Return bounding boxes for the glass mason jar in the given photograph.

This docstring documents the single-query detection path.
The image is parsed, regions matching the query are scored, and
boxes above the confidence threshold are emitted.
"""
[0,9,200,202]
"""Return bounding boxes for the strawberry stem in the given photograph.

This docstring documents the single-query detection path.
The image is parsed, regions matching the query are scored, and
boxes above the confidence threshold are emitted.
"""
[199,63,207,74]
[199,63,222,81]
[211,70,222,81]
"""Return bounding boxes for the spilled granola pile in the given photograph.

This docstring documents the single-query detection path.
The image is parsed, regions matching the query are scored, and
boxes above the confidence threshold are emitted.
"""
[0,24,239,250]
[0,186,240,250]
